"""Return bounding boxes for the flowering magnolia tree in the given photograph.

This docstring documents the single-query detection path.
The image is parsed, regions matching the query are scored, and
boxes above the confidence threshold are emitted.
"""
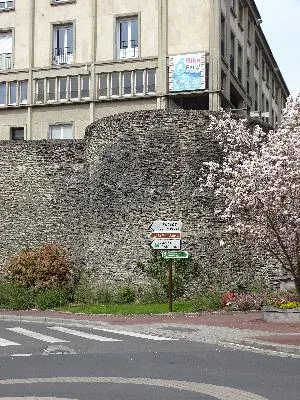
[204,96,300,297]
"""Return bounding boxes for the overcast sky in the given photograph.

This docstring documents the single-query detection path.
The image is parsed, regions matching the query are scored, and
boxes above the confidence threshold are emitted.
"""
[255,0,300,96]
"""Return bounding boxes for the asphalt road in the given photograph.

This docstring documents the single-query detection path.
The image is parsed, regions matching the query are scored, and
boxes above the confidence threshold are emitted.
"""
[0,320,298,400]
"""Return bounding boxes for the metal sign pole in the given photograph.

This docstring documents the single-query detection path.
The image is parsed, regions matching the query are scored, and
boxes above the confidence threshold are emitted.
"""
[168,259,173,312]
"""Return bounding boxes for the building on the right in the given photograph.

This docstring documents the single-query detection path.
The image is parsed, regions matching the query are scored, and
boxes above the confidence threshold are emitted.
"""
[216,0,289,126]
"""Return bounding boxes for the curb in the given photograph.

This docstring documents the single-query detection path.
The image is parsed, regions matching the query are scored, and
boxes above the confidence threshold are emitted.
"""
[0,314,110,326]
[234,338,300,355]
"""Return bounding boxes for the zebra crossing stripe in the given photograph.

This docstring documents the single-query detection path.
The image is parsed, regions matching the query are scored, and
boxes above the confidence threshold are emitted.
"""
[0,338,20,347]
[48,326,122,342]
[92,327,178,341]
[7,328,69,343]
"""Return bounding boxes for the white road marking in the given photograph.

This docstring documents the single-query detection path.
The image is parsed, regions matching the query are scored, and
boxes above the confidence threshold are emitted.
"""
[92,327,178,341]
[49,326,122,342]
[7,327,69,343]
[0,338,20,347]
[11,354,32,357]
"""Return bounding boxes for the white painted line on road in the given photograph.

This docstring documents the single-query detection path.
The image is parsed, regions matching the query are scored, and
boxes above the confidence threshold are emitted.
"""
[7,327,69,343]
[49,326,122,342]
[0,338,20,347]
[93,327,178,341]
[11,354,32,357]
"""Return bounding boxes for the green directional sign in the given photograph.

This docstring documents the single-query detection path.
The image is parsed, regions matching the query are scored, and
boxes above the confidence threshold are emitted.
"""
[162,250,189,259]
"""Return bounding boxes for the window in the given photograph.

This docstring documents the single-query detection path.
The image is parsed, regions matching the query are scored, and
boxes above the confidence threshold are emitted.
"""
[146,69,156,93]
[134,70,144,95]
[266,99,269,114]
[81,75,89,98]
[255,45,259,68]
[58,77,67,100]
[8,81,17,104]
[238,2,243,27]
[49,124,73,139]
[51,0,76,4]
[11,127,24,140]
[35,79,44,102]
[53,24,73,65]
[47,78,56,101]
[237,44,242,82]
[0,1,14,10]
[247,19,252,42]
[122,71,132,96]
[266,67,270,86]
[0,82,6,105]
[262,93,265,112]
[19,80,28,104]
[0,31,12,70]
[117,16,139,59]
[230,32,235,72]
[98,73,108,97]
[254,80,258,110]
[111,72,120,96]
[230,0,236,13]
[262,58,265,80]
[69,76,78,99]
[272,79,275,98]
[220,14,225,57]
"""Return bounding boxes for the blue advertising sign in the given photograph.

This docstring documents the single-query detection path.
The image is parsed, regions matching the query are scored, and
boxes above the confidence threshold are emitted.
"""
[169,53,206,92]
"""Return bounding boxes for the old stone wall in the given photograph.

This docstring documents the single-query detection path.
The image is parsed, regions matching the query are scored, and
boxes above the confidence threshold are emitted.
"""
[0,140,86,265]
[0,110,281,290]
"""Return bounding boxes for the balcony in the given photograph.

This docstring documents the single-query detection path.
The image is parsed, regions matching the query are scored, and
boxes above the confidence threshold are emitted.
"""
[53,47,73,65]
[0,53,12,70]
[119,40,138,59]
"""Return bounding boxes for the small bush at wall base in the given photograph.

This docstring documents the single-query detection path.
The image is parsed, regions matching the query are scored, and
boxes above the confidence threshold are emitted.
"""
[35,287,70,310]
[192,292,222,312]
[115,286,136,304]
[0,282,34,310]
[3,244,78,292]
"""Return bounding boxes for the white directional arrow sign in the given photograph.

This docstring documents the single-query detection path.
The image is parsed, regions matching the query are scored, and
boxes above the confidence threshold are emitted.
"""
[149,220,182,232]
[150,239,181,250]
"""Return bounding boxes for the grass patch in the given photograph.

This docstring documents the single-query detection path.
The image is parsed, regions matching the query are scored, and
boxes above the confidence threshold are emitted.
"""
[57,301,198,315]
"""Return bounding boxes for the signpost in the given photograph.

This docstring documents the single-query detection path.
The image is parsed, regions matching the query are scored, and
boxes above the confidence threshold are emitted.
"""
[148,220,189,313]
[150,239,181,250]
[162,250,189,259]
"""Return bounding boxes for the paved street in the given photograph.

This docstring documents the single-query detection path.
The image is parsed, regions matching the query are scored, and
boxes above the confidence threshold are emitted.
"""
[0,313,299,399]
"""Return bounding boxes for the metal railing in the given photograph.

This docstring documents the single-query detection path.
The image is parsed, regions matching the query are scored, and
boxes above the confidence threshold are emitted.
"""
[0,53,12,70]
[119,40,138,58]
[53,47,73,65]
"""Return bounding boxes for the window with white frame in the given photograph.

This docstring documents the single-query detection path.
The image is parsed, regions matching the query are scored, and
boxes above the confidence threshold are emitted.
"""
[122,71,132,96]
[81,75,89,98]
[0,1,14,10]
[111,72,120,96]
[146,69,156,93]
[47,78,56,101]
[0,82,6,105]
[35,79,45,102]
[0,31,12,70]
[117,16,139,59]
[53,24,74,65]
[19,80,28,104]
[49,124,73,139]
[69,76,78,99]
[98,73,108,97]
[8,81,17,104]
[58,77,67,100]
[11,127,24,140]
[134,70,144,95]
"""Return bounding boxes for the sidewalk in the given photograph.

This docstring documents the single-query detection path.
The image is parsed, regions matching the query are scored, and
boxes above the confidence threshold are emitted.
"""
[0,310,299,355]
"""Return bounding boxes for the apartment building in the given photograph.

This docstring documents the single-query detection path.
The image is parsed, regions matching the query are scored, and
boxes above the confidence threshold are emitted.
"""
[0,0,289,140]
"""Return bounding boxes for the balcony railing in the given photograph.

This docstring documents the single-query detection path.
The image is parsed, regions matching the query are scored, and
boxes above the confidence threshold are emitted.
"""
[53,47,73,65]
[119,40,138,59]
[0,53,12,70]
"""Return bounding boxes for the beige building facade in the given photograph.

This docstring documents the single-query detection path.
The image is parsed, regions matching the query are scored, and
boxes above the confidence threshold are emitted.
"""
[0,0,290,140]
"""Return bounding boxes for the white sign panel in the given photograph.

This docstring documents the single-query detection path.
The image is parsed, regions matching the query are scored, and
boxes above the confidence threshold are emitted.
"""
[169,53,206,92]
[149,220,182,232]
[150,239,181,250]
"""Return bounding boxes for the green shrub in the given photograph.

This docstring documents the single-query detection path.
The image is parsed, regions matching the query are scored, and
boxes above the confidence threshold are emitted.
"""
[279,301,300,309]
[115,285,136,304]
[192,292,222,312]
[137,251,203,300]
[136,283,167,304]
[0,282,34,310]
[35,287,70,310]
[94,286,114,304]
[3,244,78,292]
